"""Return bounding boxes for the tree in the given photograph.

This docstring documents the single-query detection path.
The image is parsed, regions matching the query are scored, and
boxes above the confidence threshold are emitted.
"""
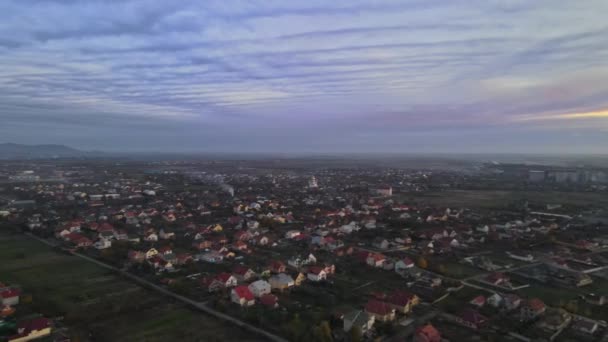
[317,321,333,342]
[417,256,428,269]
[350,326,363,342]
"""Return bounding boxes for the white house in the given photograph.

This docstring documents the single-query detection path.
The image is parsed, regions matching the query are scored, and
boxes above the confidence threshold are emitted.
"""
[343,310,375,333]
[94,239,112,250]
[248,280,271,297]
[269,273,295,290]
[231,286,255,307]
[307,267,327,282]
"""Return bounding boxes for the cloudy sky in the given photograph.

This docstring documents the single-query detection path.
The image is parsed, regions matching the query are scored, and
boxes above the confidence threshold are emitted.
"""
[1,0,607,153]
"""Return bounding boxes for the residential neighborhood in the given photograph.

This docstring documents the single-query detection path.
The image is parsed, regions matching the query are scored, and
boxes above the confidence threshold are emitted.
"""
[1,158,608,341]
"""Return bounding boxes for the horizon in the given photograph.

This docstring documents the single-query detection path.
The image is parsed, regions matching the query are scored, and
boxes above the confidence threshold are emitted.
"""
[1,1,607,153]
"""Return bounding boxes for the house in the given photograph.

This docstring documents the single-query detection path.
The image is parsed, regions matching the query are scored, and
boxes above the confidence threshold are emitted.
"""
[269,260,286,273]
[198,251,224,263]
[521,298,546,321]
[269,273,294,290]
[159,229,176,240]
[232,240,248,251]
[128,250,145,263]
[260,294,279,309]
[386,290,419,314]
[487,293,503,308]
[252,235,270,246]
[94,238,112,250]
[114,230,128,241]
[216,273,237,288]
[231,286,255,307]
[372,237,389,250]
[144,232,158,242]
[248,280,271,297]
[285,230,301,239]
[469,295,486,308]
[192,240,212,251]
[366,253,386,268]
[307,267,327,282]
[365,299,396,322]
[175,253,193,265]
[8,317,51,342]
[1,304,15,318]
[147,256,174,272]
[65,233,92,248]
[295,272,307,286]
[485,272,510,286]
[343,310,375,334]
[1,288,20,306]
[414,324,441,342]
[503,294,522,311]
[572,318,599,335]
[145,248,159,259]
[537,309,571,332]
[233,266,256,283]
[395,257,415,274]
[288,254,316,269]
[457,308,487,330]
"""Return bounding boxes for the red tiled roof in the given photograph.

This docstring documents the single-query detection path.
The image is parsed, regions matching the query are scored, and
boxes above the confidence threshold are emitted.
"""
[233,285,254,301]
[308,266,324,275]
[233,265,252,276]
[526,298,546,311]
[367,253,386,262]
[365,299,394,315]
[216,272,233,283]
[415,324,441,342]
[459,308,487,325]
[387,290,416,307]
[0,288,21,298]
[14,317,50,335]
[98,222,115,232]
[260,294,278,307]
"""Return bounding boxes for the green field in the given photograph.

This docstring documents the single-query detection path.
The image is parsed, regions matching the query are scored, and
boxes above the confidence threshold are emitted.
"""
[0,232,261,342]
[399,190,608,209]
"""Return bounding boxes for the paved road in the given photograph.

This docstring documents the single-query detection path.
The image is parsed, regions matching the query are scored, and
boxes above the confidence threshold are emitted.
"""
[25,233,288,342]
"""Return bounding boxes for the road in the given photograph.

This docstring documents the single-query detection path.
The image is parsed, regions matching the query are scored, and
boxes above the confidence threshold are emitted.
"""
[25,233,288,342]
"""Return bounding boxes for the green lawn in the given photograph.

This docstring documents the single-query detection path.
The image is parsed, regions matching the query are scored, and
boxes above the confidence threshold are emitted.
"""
[0,232,261,341]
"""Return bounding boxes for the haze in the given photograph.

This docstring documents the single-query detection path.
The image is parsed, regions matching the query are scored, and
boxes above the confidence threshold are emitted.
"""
[1,0,607,154]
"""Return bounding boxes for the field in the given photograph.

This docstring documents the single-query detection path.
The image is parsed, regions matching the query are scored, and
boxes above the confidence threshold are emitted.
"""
[400,190,608,209]
[0,232,261,342]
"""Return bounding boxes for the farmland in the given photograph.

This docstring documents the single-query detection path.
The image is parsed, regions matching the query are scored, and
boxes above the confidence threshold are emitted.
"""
[0,231,261,342]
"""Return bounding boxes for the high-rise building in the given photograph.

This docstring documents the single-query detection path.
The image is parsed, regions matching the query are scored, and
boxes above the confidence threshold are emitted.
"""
[528,170,545,182]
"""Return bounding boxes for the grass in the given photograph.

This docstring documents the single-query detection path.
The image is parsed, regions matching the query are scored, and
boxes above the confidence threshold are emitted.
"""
[0,232,261,341]
[401,190,608,209]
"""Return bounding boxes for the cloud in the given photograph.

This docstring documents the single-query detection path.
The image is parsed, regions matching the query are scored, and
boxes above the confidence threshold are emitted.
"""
[514,109,608,122]
[0,0,607,152]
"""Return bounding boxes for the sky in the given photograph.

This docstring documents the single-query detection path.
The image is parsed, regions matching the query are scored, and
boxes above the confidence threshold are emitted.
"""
[1,0,608,154]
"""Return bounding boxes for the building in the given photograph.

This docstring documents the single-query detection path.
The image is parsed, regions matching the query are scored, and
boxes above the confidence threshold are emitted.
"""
[248,280,271,298]
[365,299,395,322]
[1,288,20,306]
[231,286,255,307]
[8,317,51,342]
[260,294,279,309]
[343,310,375,334]
[528,170,546,182]
[269,273,294,290]
[307,267,327,282]
[386,290,419,314]
[232,266,256,283]
[521,298,546,321]
[308,176,318,189]
[414,324,441,342]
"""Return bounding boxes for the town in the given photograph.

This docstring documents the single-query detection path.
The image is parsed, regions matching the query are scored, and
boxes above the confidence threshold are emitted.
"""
[1,157,607,342]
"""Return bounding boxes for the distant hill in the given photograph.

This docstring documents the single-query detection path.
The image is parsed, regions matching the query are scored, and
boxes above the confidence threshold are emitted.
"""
[0,143,94,159]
